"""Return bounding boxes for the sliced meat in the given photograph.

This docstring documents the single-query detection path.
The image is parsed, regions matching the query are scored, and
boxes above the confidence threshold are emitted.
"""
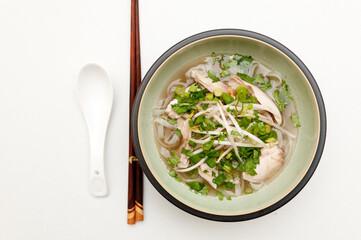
[198,163,217,189]
[176,118,191,168]
[177,142,190,168]
[229,75,282,124]
[191,70,235,96]
[177,118,191,140]
[243,146,284,182]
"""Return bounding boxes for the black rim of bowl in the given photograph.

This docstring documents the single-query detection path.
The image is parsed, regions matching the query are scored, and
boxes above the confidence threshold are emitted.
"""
[131,29,327,222]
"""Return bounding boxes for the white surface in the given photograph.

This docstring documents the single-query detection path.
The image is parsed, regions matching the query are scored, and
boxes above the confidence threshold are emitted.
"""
[0,0,360,239]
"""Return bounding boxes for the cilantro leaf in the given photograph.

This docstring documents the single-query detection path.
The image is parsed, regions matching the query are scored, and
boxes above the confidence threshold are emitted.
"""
[213,173,226,186]
[217,191,224,201]
[291,114,301,127]
[224,181,235,189]
[167,150,180,166]
[188,140,197,148]
[273,90,286,112]
[208,70,220,83]
[282,80,292,100]
[186,181,208,195]
[168,119,178,125]
[237,73,254,83]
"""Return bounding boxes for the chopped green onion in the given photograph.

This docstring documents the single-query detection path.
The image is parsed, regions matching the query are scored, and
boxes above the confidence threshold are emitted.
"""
[173,128,181,137]
[183,92,190,98]
[176,177,182,182]
[266,137,277,143]
[227,196,232,201]
[181,148,192,156]
[202,140,214,151]
[189,152,206,164]
[175,86,185,95]
[268,130,278,139]
[231,130,241,137]
[205,157,216,168]
[223,164,232,173]
[202,104,209,110]
[244,186,253,194]
[214,88,223,97]
[205,93,214,101]
[169,169,177,177]
[265,124,271,133]
[188,85,198,92]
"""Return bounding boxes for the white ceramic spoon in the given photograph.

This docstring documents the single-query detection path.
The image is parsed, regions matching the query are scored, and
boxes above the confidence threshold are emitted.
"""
[77,63,113,197]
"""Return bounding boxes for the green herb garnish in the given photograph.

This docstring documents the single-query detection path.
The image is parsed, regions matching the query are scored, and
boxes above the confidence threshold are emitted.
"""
[167,150,180,166]
[217,191,224,201]
[188,140,196,148]
[273,90,286,112]
[213,173,227,186]
[187,181,208,195]
[291,114,301,127]
[174,128,181,137]
[208,70,220,83]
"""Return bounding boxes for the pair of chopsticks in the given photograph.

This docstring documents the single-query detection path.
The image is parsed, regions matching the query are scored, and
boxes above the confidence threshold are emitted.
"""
[127,0,143,224]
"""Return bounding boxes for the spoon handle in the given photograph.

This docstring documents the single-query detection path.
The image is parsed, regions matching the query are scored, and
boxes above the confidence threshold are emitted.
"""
[89,131,108,197]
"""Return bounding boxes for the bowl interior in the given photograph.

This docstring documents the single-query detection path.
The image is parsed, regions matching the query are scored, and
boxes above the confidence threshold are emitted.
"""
[137,35,320,216]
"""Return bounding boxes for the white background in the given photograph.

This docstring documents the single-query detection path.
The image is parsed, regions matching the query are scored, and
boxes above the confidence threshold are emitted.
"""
[1,0,360,239]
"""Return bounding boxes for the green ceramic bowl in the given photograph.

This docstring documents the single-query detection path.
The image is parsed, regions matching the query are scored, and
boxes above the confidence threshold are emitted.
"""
[132,29,326,221]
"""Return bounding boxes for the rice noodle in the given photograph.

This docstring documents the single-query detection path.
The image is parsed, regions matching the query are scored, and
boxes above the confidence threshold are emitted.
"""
[175,157,207,172]
[250,182,263,191]
[153,118,176,129]
[160,147,171,158]
[164,133,179,145]
[157,124,164,139]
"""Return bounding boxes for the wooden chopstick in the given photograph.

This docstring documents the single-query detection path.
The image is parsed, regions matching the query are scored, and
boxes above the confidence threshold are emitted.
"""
[127,0,143,225]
